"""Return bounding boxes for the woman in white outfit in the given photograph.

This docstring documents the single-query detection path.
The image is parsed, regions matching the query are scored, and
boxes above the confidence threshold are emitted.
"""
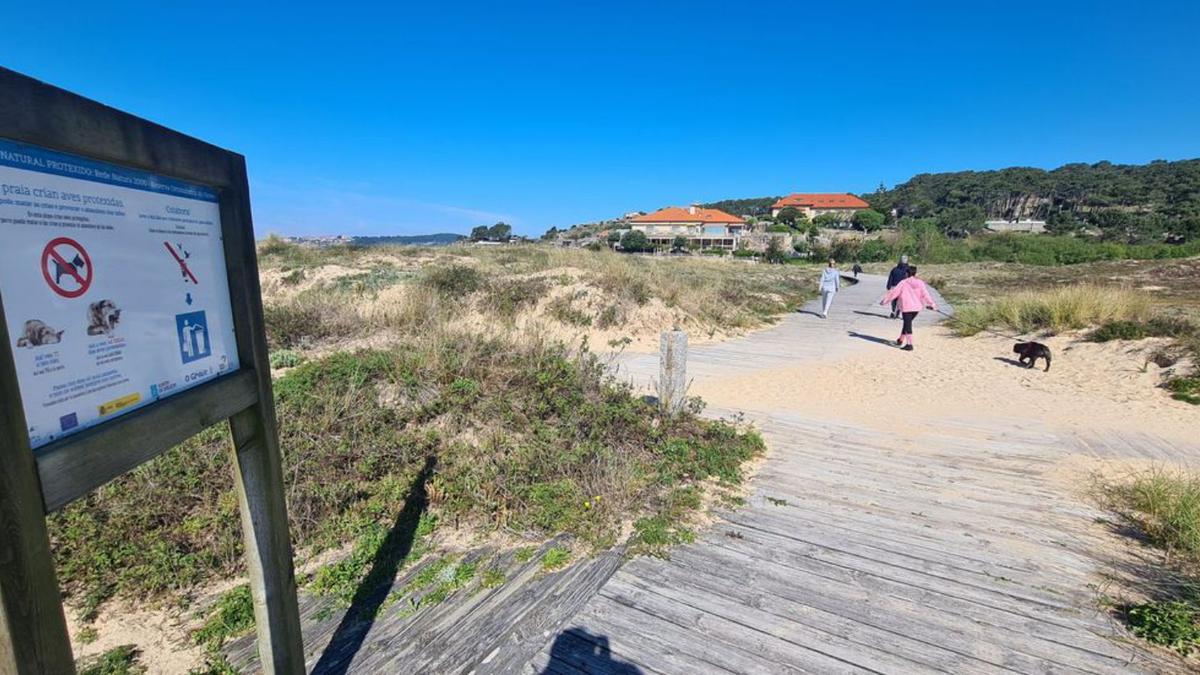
[818,258,840,318]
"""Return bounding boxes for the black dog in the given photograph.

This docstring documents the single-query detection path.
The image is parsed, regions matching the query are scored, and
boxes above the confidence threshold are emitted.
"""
[1013,342,1051,372]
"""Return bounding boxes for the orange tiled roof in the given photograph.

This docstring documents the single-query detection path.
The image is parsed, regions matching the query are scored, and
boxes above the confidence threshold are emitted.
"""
[772,193,870,209]
[629,207,746,224]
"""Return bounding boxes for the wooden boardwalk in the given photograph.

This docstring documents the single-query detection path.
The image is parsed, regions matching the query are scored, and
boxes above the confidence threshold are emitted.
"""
[526,273,1193,674]
[229,273,1194,673]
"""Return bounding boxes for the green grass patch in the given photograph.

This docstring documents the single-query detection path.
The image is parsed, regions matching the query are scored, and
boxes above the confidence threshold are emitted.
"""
[480,568,506,589]
[193,585,255,649]
[514,547,536,563]
[78,645,144,675]
[541,546,571,571]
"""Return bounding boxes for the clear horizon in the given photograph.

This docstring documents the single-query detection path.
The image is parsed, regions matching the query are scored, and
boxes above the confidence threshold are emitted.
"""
[4,0,1198,237]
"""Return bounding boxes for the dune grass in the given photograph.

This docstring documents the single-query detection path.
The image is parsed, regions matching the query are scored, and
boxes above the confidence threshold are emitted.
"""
[1105,469,1200,561]
[950,285,1151,337]
[256,238,813,349]
[1100,469,1200,653]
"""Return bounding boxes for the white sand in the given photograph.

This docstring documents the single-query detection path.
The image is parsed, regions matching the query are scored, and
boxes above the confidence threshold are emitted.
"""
[689,327,1197,445]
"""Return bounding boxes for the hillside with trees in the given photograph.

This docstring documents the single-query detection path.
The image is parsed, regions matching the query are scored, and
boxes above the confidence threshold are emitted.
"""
[698,197,778,217]
[867,159,1200,243]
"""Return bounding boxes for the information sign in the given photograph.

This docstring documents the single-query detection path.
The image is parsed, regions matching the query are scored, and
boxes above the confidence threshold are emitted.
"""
[0,138,240,448]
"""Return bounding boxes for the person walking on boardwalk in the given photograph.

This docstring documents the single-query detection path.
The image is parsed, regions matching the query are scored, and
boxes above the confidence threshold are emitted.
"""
[880,265,937,351]
[885,254,910,319]
[852,262,863,278]
[818,258,841,318]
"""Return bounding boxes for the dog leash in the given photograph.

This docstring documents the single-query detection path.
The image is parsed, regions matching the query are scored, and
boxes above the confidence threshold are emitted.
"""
[928,307,1027,342]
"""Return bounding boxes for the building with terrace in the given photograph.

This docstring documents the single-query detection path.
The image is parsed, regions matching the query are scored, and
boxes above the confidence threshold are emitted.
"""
[628,205,748,250]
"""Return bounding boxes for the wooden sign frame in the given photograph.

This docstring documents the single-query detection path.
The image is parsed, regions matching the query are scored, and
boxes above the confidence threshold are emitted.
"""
[0,68,303,674]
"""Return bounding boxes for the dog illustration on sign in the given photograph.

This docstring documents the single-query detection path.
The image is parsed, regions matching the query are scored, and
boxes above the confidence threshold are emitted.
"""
[16,319,64,348]
[54,253,86,285]
[86,300,121,336]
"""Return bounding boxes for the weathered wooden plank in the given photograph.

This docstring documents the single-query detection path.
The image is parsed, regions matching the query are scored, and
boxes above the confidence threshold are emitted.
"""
[35,369,259,512]
[651,543,1127,673]
[221,154,305,675]
[686,532,1134,665]
[0,290,75,675]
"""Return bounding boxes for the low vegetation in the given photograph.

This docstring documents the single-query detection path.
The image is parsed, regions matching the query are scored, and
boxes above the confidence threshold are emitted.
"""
[77,646,144,675]
[256,237,813,352]
[48,328,764,620]
[1099,469,1200,655]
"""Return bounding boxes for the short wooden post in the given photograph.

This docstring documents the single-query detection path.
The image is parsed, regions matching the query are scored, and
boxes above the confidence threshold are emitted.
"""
[659,328,688,416]
[0,297,76,675]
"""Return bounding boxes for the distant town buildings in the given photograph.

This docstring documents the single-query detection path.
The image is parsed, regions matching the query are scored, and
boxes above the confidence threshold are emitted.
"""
[984,219,1047,234]
[771,193,870,220]
[629,205,748,250]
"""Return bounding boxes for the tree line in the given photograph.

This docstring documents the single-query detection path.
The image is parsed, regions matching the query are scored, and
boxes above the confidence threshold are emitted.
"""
[867,159,1200,243]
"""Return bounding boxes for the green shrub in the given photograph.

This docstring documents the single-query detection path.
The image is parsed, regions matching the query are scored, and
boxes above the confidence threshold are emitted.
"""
[193,585,255,649]
[269,349,305,369]
[1125,601,1200,654]
[483,277,550,318]
[422,265,484,296]
[262,293,359,348]
[1167,377,1200,405]
[547,293,592,326]
[1092,317,1196,343]
[78,645,144,675]
[333,266,405,295]
[1091,320,1147,341]
[280,268,306,286]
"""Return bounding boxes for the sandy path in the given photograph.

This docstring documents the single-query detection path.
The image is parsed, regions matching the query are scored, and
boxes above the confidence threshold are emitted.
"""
[532,272,1197,673]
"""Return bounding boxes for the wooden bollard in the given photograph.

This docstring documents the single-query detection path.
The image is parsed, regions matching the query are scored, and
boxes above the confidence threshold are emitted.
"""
[659,328,688,415]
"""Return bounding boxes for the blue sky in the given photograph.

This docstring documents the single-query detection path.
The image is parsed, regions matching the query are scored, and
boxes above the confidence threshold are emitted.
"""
[4,1,1198,236]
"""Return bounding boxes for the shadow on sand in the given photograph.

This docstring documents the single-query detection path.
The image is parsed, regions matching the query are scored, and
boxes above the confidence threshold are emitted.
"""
[852,309,894,320]
[311,456,437,675]
[993,356,1030,369]
[796,309,825,318]
[847,331,898,347]
[541,628,644,674]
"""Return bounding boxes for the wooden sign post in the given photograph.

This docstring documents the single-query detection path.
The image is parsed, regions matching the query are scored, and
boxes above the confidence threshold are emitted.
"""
[0,68,303,674]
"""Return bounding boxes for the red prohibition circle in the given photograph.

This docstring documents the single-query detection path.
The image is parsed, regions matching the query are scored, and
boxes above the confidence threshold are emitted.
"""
[40,237,94,298]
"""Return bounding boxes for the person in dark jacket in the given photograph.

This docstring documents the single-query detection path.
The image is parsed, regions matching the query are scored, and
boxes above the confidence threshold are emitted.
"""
[852,263,863,278]
[885,255,910,318]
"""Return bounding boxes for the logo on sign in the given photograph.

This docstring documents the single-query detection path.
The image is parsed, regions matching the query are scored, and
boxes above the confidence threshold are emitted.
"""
[176,311,211,364]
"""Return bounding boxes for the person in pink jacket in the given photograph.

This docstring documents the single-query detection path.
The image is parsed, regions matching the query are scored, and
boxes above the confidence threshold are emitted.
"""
[879,265,937,351]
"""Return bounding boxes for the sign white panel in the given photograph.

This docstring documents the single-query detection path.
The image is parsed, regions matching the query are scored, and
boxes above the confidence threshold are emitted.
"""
[0,138,240,448]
